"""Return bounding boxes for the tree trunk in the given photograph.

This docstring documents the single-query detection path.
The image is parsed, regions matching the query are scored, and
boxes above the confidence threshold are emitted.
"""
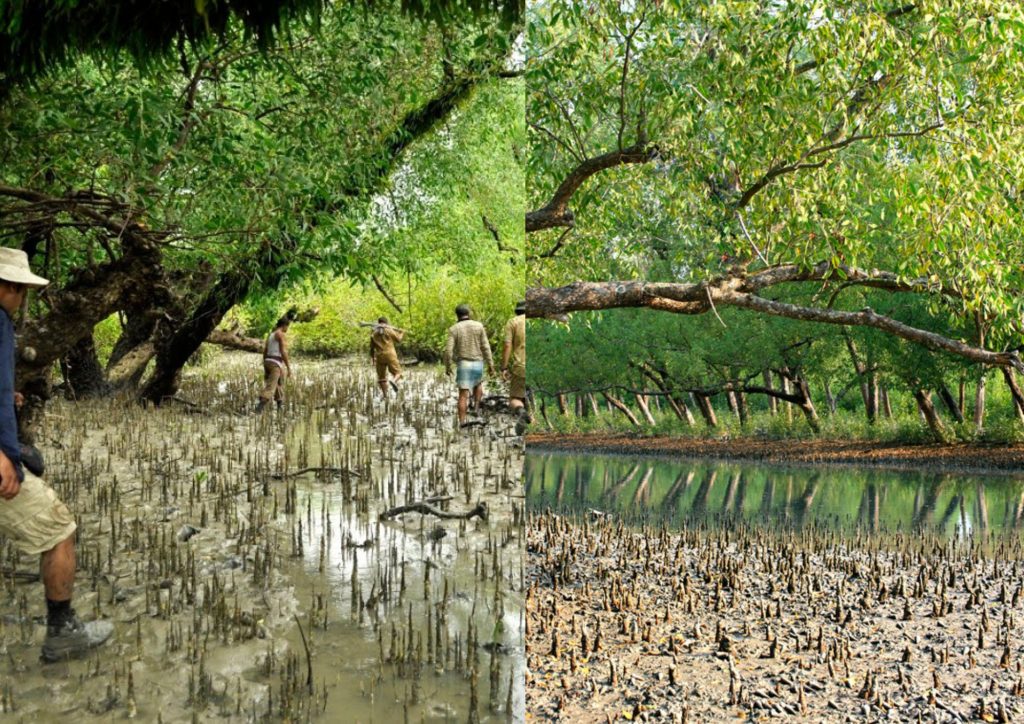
[781,377,793,423]
[60,335,109,398]
[735,389,749,426]
[587,393,600,416]
[913,389,946,441]
[794,378,820,433]
[880,387,893,419]
[1002,368,1024,424]
[18,241,168,440]
[764,370,778,415]
[603,393,641,427]
[556,393,568,415]
[139,267,251,404]
[823,380,837,415]
[693,393,717,428]
[938,384,965,424]
[634,393,656,425]
[106,340,156,390]
[974,373,986,432]
[725,387,740,419]
[866,372,879,423]
[107,311,157,370]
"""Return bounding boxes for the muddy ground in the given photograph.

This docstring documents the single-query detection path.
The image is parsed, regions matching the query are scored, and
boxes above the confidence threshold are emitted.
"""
[526,512,1024,723]
[0,352,524,722]
[528,434,1024,476]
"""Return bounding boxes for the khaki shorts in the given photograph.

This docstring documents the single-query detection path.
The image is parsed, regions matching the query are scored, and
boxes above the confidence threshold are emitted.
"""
[0,471,76,555]
[375,354,401,381]
[508,364,526,400]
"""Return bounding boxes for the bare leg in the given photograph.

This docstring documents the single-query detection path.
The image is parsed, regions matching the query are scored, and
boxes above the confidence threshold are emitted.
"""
[378,379,389,397]
[473,383,484,410]
[41,534,75,602]
[458,389,470,424]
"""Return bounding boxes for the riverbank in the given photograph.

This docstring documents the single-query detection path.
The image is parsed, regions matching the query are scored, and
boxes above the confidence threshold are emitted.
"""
[527,433,1024,476]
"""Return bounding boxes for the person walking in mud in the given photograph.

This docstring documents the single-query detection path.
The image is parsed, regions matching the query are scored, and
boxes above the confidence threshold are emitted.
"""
[444,304,494,427]
[256,316,291,413]
[370,316,404,398]
[501,300,531,434]
[0,248,113,662]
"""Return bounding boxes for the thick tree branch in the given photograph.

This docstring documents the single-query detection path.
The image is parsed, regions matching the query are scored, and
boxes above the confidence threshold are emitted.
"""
[526,142,658,232]
[526,263,1023,372]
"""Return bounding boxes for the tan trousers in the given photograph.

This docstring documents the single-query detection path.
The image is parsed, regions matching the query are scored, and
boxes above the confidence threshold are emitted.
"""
[260,360,285,402]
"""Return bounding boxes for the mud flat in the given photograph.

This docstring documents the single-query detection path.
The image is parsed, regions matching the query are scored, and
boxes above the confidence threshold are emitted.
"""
[528,433,1024,476]
[527,511,1024,722]
[0,352,524,722]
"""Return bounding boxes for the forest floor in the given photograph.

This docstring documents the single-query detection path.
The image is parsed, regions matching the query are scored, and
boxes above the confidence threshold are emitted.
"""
[0,352,524,722]
[527,433,1024,476]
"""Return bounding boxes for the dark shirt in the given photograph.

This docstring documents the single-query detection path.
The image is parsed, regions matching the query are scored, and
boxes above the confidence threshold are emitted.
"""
[0,310,23,482]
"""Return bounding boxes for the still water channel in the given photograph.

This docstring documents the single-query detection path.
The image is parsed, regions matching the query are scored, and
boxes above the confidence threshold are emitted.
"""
[525,450,1024,537]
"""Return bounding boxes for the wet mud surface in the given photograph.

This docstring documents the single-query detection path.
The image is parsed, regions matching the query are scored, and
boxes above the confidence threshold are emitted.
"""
[528,434,1024,476]
[526,513,1024,722]
[0,352,524,722]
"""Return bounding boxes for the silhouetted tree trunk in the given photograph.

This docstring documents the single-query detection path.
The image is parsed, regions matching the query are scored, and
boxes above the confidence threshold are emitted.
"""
[61,335,109,398]
[938,384,964,424]
[140,267,252,404]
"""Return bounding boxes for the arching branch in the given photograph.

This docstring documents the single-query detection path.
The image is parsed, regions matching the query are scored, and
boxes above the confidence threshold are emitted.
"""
[526,263,1023,372]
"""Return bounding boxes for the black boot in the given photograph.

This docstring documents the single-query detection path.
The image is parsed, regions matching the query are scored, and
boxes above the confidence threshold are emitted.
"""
[42,607,114,662]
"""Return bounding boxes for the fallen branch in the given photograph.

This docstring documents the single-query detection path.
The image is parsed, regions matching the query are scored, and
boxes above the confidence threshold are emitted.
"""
[269,466,360,480]
[206,327,262,353]
[164,396,207,413]
[379,500,488,522]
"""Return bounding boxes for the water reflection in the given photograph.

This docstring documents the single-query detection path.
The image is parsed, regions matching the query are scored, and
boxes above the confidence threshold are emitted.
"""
[526,451,1024,538]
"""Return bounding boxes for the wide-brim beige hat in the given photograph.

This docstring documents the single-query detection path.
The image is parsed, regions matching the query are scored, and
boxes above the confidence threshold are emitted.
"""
[0,248,48,288]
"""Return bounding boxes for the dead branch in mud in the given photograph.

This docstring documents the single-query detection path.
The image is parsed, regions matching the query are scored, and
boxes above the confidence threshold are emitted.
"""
[269,466,361,479]
[379,500,488,522]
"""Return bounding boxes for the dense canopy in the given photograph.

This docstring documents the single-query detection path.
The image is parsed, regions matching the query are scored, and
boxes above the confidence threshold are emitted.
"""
[0,0,523,95]
[525,0,1024,439]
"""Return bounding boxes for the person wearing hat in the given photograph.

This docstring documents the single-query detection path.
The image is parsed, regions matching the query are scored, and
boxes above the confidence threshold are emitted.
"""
[501,300,530,433]
[443,304,494,426]
[369,316,404,398]
[0,247,113,661]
